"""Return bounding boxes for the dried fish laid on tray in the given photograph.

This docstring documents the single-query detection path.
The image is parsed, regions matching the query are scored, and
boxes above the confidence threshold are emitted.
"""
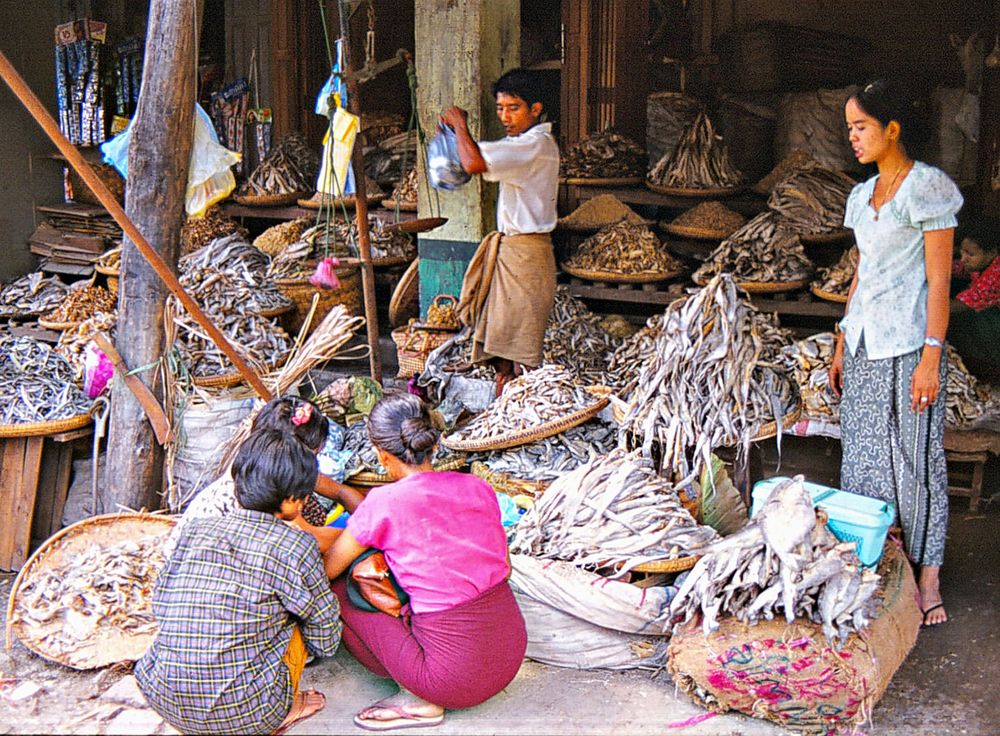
[341,419,461,478]
[96,246,121,272]
[10,536,165,662]
[445,365,600,445]
[670,476,880,646]
[560,130,646,179]
[471,419,616,483]
[0,335,93,423]
[563,221,684,276]
[647,110,743,189]
[753,148,816,194]
[510,449,719,573]
[667,201,746,237]
[180,234,292,314]
[767,164,856,235]
[945,346,998,428]
[543,287,620,385]
[41,285,116,325]
[0,271,68,318]
[416,327,496,404]
[237,132,316,196]
[56,311,118,385]
[780,332,839,421]
[813,246,858,295]
[604,314,663,396]
[693,212,813,285]
[618,274,798,485]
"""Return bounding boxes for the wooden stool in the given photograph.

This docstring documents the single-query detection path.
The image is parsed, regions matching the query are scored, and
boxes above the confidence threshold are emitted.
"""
[945,449,987,513]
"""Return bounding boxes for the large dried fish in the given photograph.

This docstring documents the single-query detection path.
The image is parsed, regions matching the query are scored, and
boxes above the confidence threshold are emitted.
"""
[0,272,68,318]
[604,314,663,396]
[510,448,719,573]
[543,288,620,385]
[238,132,316,196]
[768,164,855,235]
[945,346,999,427]
[780,332,839,421]
[0,335,93,423]
[693,212,813,284]
[647,111,743,189]
[563,221,684,276]
[561,130,646,179]
[813,246,858,295]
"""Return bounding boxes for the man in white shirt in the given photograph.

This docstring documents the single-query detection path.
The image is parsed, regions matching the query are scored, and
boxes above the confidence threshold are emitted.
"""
[442,68,560,395]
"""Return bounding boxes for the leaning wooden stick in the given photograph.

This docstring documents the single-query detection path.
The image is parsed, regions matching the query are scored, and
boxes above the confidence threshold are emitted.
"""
[0,50,273,400]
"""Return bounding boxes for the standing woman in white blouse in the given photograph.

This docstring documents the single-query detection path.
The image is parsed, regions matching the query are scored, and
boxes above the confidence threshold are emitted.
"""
[830,80,963,629]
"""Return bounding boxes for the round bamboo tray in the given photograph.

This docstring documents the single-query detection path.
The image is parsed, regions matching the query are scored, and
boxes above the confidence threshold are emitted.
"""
[470,461,550,499]
[660,222,739,241]
[0,411,94,439]
[629,555,701,573]
[232,191,307,207]
[799,228,852,246]
[810,284,849,303]
[191,353,288,389]
[348,455,468,487]
[646,181,743,198]
[692,274,811,294]
[556,216,655,233]
[275,264,363,335]
[253,302,296,318]
[560,263,684,284]
[38,317,83,331]
[380,198,418,212]
[560,176,645,187]
[389,258,420,328]
[297,192,385,210]
[6,512,175,669]
[441,396,610,452]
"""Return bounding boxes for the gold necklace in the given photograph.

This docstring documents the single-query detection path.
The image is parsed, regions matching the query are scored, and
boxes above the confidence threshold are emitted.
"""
[872,162,907,221]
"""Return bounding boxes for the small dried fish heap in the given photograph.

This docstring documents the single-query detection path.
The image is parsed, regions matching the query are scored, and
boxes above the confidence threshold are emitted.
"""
[560,130,646,179]
[0,335,93,423]
[780,333,839,421]
[768,164,855,236]
[388,168,419,205]
[237,132,317,197]
[0,272,68,318]
[647,110,743,190]
[510,449,719,572]
[670,476,880,646]
[666,201,746,238]
[563,221,684,277]
[752,148,815,194]
[945,345,998,427]
[170,304,292,379]
[557,195,650,231]
[604,314,662,396]
[445,365,599,445]
[618,274,798,484]
[472,419,616,484]
[180,234,293,315]
[693,211,813,285]
[11,536,165,661]
[813,245,858,296]
[268,219,415,279]
[40,285,116,326]
[181,206,248,254]
[543,288,620,385]
[56,311,118,384]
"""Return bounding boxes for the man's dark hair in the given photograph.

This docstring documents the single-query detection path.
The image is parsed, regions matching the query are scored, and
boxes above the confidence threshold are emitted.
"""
[959,218,1000,255]
[233,429,318,514]
[252,396,329,452]
[491,68,543,108]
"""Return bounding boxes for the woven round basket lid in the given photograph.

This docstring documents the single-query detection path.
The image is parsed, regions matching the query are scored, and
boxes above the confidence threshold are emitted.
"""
[560,262,684,284]
[810,283,849,303]
[389,257,420,328]
[6,512,176,670]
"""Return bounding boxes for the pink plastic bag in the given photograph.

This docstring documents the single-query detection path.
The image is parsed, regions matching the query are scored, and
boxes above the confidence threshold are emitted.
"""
[83,341,114,398]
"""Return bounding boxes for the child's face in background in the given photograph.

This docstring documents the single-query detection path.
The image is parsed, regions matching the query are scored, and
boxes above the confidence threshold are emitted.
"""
[959,237,997,273]
[496,92,542,137]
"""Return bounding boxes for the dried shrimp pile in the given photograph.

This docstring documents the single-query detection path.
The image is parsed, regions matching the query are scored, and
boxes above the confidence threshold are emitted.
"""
[668,201,746,237]
[0,272,68,318]
[768,165,855,235]
[180,234,292,314]
[560,130,646,179]
[41,285,116,325]
[813,246,857,295]
[563,221,684,276]
[543,288,619,385]
[445,365,599,445]
[181,207,248,254]
[618,274,798,484]
[647,111,743,190]
[238,132,317,197]
[670,477,880,646]
[780,333,839,421]
[11,536,165,659]
[557,195,649,230]
[56,311,118,384]
[693,212,813,285]
[253,217,312,256]
[510,449,719,573]
[0,335,92,423]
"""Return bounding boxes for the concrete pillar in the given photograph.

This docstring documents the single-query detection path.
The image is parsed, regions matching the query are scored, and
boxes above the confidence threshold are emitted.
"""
[414,0,518,316]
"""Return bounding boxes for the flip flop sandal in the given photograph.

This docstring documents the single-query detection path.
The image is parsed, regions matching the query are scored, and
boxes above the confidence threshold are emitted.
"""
[921,603,947,628]
[273,690,326,735]
[353,704,445,732]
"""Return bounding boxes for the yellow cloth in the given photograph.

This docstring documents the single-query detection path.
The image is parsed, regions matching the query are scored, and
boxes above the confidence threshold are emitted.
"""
[458,231,555,367]
[316,107,359,196]
[282,625,308,697]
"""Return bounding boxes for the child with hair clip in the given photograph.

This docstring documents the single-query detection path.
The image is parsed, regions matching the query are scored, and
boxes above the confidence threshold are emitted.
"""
[136,428,342,735]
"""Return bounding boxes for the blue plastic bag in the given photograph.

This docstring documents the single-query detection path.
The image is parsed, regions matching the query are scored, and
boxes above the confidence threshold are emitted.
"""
[427,123,471,191]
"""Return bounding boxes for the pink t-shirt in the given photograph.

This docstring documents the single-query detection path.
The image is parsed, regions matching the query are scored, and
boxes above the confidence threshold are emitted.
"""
[346,471,509,613]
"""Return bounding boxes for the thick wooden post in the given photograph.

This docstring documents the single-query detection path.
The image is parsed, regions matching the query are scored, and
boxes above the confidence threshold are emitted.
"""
[105,0,200,512]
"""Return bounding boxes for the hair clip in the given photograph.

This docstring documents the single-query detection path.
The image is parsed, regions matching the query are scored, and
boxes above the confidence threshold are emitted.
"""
[863,83,874,93]
[291,403,313,426]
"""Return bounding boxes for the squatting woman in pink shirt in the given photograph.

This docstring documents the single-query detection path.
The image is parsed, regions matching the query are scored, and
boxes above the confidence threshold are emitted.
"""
[323,393,526,731]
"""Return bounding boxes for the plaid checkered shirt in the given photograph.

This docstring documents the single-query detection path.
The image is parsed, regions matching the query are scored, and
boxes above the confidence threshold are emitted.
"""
[135,508,342,735]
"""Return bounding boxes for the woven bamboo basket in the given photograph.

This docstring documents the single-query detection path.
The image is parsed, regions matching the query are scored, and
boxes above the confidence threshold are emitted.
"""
[275,264,362,335]
[646,181,743,198]
[746,405,802,442]
[190,353,288,389]
[232,191,307,207]
[5,512,176,669]
[693,274,811,294]
[297,192,385,210]
[391,321,456,378]
[560,263,684,284]
[389,258,420,328]
[660,222,738,241]
[0,411,94,439]
[94,264,119,295]
[384,217,448,234]
[810,284,849,303]
[629,555,701,573]
[253,301,296,319]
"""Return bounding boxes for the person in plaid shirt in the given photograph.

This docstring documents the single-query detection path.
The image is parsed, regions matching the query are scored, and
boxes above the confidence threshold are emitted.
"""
[950,218,1000,379]
[136,428,343,735]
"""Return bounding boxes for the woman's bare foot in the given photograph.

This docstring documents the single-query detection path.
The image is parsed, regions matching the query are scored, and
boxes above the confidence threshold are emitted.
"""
[354,687,444,731]
[918,565,947,627]
[273,690,326,735]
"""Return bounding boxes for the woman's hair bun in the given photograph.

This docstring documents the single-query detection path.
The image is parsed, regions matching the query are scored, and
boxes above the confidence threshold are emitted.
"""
[400,416,438,454]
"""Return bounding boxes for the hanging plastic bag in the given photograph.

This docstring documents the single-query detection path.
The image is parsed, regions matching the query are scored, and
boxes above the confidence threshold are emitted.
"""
[316,106,359,197]
[427,123,470,191]
[83,341,114,399]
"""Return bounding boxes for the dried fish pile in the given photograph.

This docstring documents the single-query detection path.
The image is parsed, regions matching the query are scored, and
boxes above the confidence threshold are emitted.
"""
[563,221,684,276]
[180,234,292,314]
[780,333,839,421]
[56,311,118,384]
[364,129,417,187]
[619,274,798,484]
[41,285,116,325]
[446,365,599,444]
[560,130,646,179]
[753,148,815,194]
[668,201,746,236]
[389,168,419,204]
[768,165,855,235]
[510,449,719,572]
[813,246,857,295]
[0,336,92,423]
[557,195,650,230]
[604,314,662,396]
[96,246,121,272]
[253,217,312,256]
[238,133,316,196]
[342,420,460,477]
[181,207,248,254]
[670,476,880,645]
[268,219,415,279]
[693,212,813,284]
[473,419,615,483]
[11,536,164,658]
[647,111,743,189]
[946,345,998,427]
[543,288,619,385]
[0,272,68,318]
